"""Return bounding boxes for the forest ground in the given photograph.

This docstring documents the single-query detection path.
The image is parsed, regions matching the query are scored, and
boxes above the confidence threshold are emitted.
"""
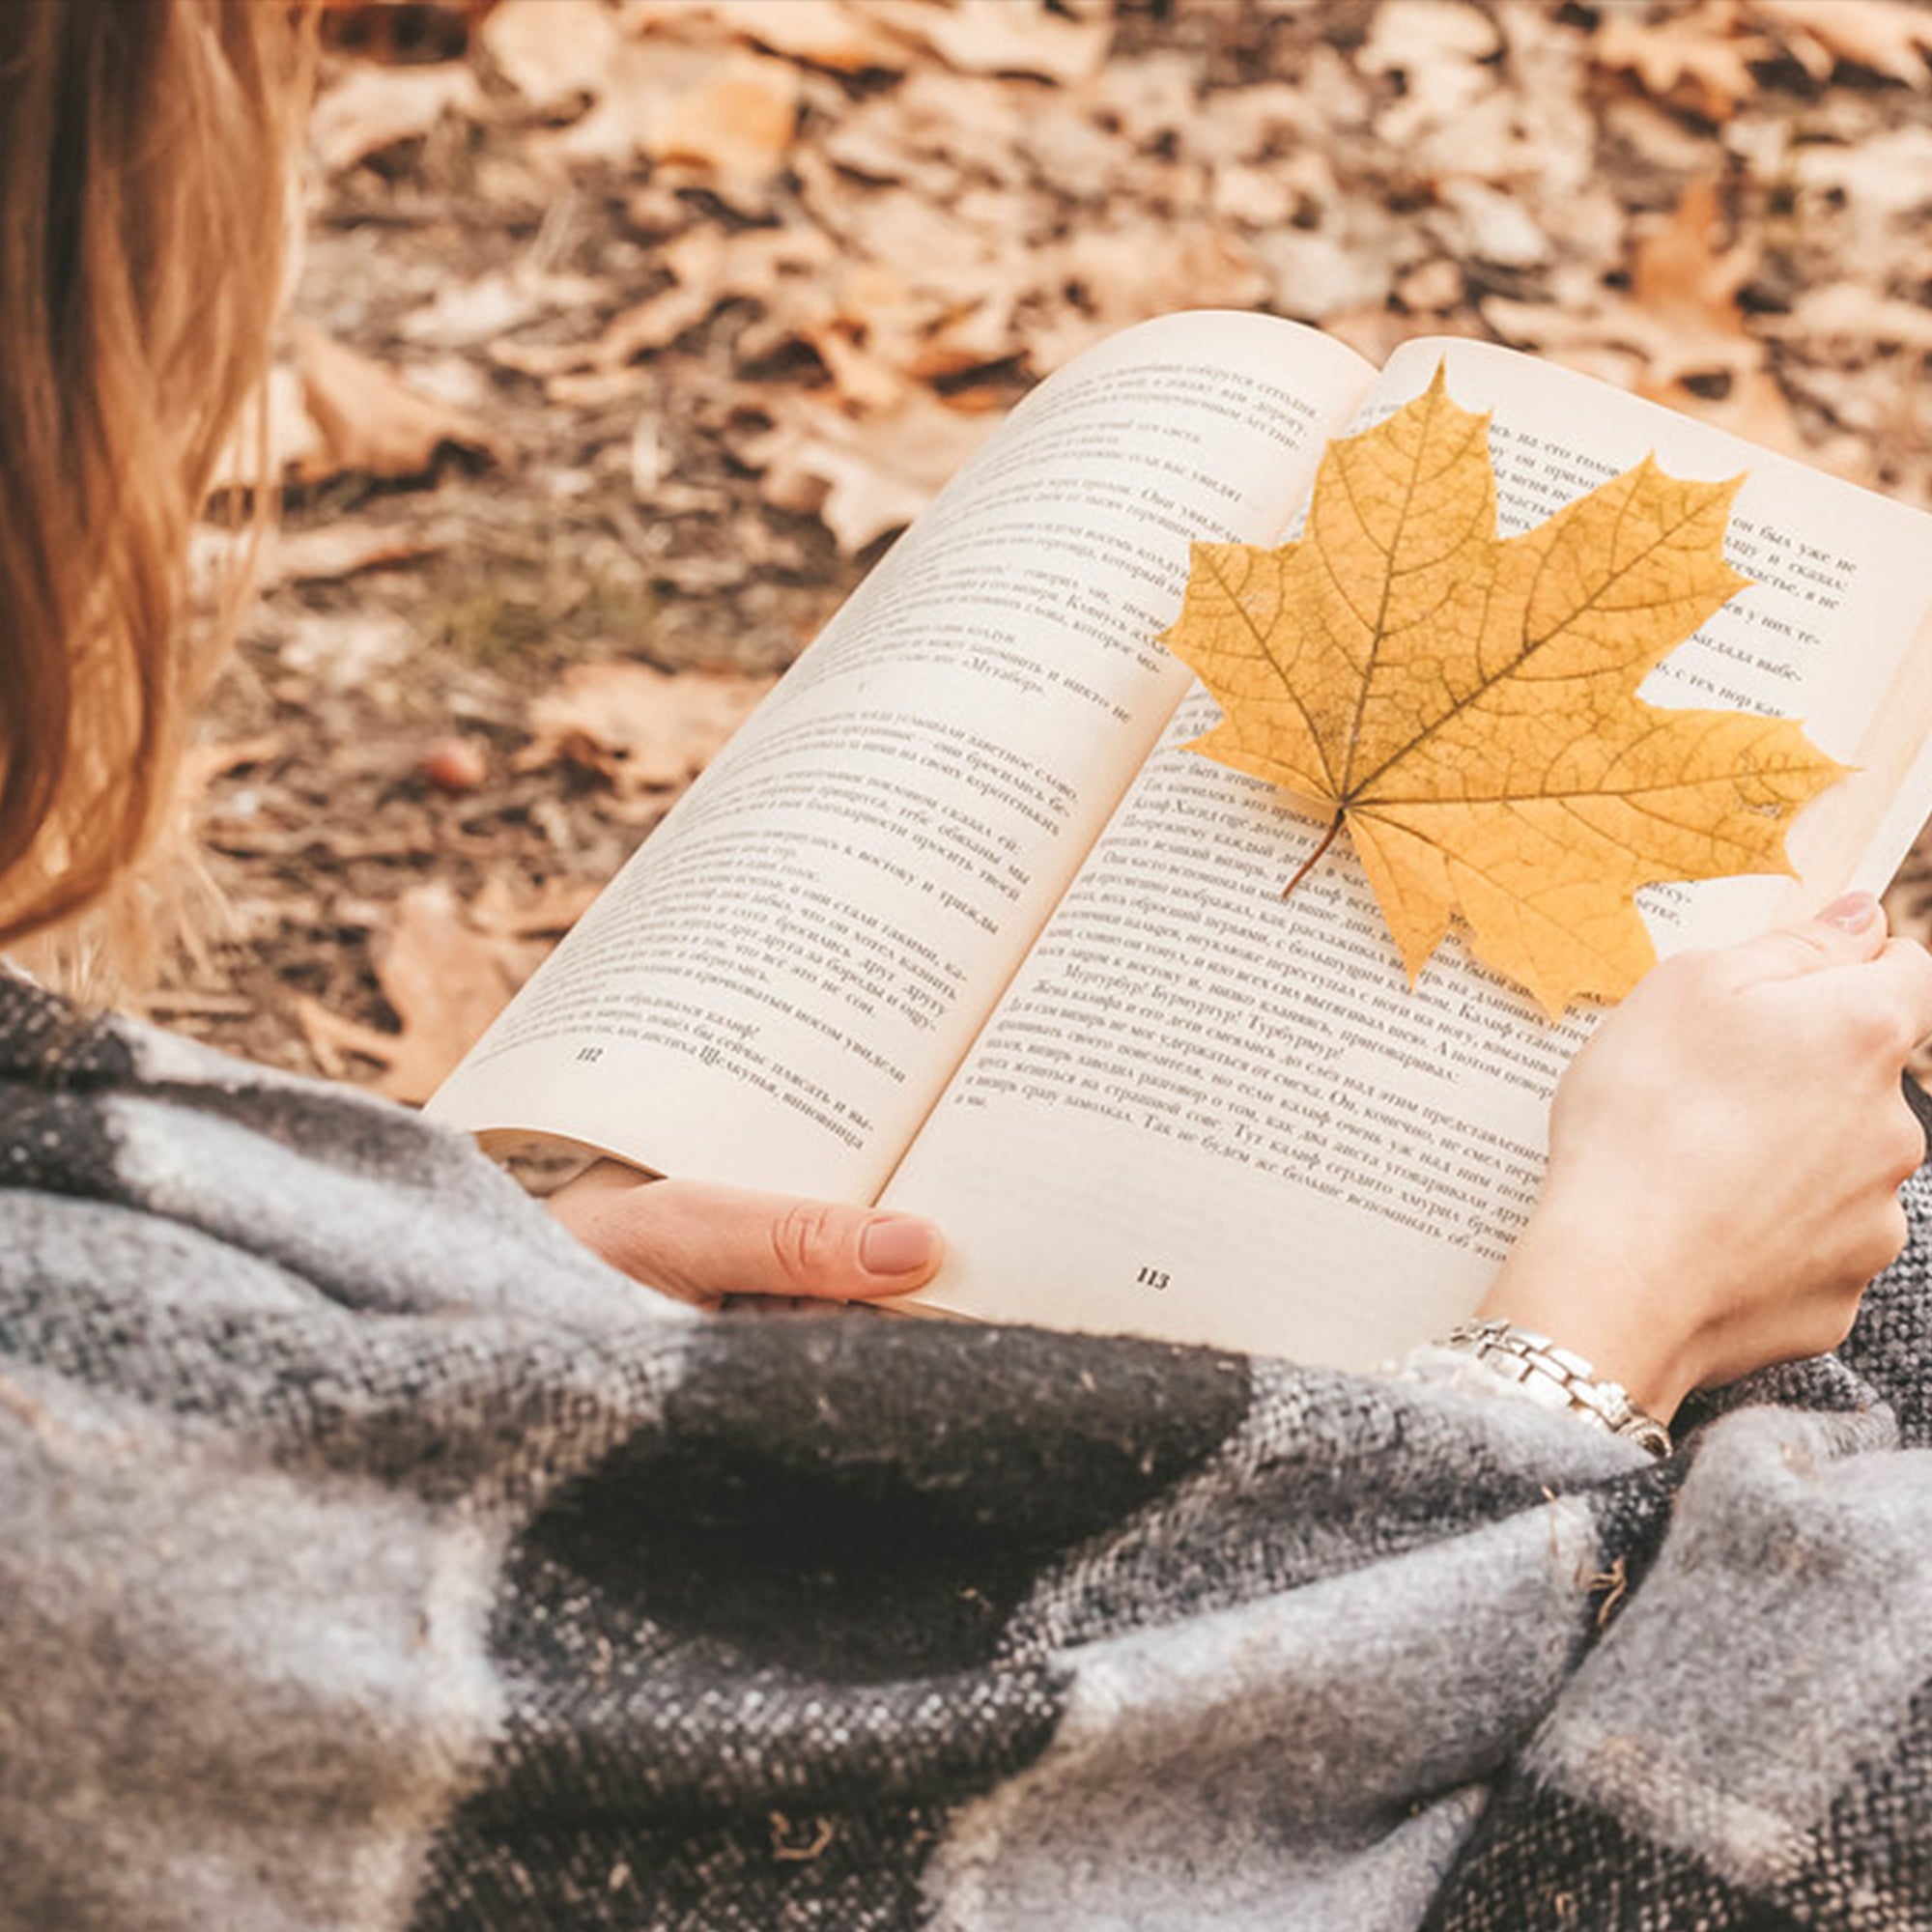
[141,0,1932,1094]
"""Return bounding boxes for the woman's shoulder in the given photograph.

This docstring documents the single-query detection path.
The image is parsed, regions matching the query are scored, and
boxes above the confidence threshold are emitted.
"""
[0,970,653,1331]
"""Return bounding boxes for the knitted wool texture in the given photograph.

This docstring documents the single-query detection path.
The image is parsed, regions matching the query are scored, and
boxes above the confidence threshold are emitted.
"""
[2,974,1929,1931]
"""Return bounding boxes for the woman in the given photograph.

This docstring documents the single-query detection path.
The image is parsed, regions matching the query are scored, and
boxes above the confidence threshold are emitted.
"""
[5,7,1931,1928]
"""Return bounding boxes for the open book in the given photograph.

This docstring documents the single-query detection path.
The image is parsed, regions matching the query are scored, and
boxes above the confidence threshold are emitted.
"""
[429,311,1932,1367]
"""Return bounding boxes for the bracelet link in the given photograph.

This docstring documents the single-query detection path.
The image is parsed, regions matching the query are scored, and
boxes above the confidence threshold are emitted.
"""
[1440,1319,1672,1459]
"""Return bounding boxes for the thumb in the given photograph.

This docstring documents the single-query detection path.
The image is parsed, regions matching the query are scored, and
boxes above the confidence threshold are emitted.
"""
[549,1164,944,1305]
[1730,890,1889,982]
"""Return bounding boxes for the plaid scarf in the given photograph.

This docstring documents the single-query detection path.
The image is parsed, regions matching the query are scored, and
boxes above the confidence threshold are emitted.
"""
[3,974,1929,1930]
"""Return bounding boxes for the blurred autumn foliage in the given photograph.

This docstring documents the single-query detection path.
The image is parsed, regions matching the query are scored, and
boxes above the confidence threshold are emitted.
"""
[155,0,1932,1096]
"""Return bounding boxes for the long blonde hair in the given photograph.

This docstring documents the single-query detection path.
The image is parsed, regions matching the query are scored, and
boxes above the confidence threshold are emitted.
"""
[0,0,308,954]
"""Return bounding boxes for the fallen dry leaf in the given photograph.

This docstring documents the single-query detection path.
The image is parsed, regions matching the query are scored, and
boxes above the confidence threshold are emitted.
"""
[1361,0,1499,69]
[1024,226,1268,371]
[1359,0,1501,147]
[1753,0,1932,85]
[737,391,998,552]
[295,881,521,1102]
[400,267,603,351]
[651,50,801,179]
[1482,180,1792,449]
[486,0,800,199]
[622,0,906,72]
[543,38,691,163]
[1631,180,1754,333]
[519,24,798,197]
[496,224,839,380]
[480,0,622,109]
[517,663,773,796]
[1094,50,1223,164]
[867,0,1111,85]
[1622,182,1810,456]
[183,733,290,812]
[1434,180,1552,272]
[1786,125,1932,218]
[1159,367,1844,1015]
[274,606,419,694]
[797,148,1032,296]
[292,324,509,482]
[309,60,484,172]
[1253,220,1416,329]
[1593,2,1762,121]
[1771,284,1932,356]
[817,66,1046,202]
[468,873,604,938]
[257,521,448,590]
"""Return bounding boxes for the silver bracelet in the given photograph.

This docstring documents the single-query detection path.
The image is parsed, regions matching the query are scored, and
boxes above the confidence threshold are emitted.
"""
[1438,1319,1672,1459]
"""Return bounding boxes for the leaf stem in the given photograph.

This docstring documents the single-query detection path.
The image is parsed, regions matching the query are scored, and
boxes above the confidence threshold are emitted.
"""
[1284,810,1345,900]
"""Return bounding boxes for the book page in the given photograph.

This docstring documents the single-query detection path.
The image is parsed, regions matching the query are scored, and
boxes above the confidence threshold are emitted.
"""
[428,311,1375,1199]
[888,340,1932,1364]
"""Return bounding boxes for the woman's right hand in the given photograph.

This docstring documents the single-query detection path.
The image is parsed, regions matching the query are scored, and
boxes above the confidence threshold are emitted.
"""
[547,1160,945,1310]
[1478,892,1932,1420]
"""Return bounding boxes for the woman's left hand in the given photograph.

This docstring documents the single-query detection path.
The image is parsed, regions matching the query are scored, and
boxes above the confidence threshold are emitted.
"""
[547,1159,944,1308]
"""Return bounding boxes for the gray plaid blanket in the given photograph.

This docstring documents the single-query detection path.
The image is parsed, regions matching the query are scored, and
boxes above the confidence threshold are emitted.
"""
[3,973,1930,1931]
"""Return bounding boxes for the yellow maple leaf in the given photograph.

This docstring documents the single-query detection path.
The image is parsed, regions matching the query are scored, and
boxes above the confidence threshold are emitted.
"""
[1160,365,1846,1016]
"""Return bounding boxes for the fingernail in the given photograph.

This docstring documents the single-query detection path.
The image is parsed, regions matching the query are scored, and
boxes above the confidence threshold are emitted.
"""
[860,1215,941,1277]
[1822,891,1882,933]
